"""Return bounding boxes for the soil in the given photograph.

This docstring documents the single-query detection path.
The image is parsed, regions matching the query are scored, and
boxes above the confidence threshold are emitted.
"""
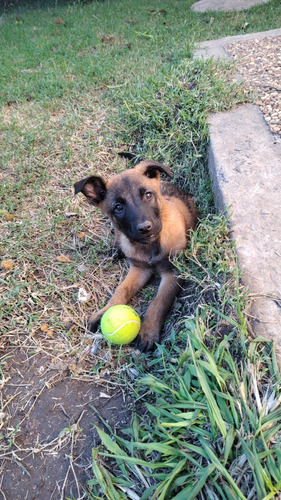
[0,348,131,499]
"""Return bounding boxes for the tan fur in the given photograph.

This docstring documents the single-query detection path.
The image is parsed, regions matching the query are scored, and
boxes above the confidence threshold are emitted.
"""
[158,198,189,254]
[74,160,197,351]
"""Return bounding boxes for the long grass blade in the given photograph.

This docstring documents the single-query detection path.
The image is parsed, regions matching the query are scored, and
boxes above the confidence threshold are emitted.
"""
[190,344,227,438]
[172,463,216,500]
[200,438,247,499]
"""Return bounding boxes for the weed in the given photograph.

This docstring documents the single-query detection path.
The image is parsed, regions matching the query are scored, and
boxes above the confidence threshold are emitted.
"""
[91,326,281,499]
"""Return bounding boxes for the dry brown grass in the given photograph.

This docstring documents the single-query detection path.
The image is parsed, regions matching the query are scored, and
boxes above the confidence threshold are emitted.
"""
[0,94,139,498]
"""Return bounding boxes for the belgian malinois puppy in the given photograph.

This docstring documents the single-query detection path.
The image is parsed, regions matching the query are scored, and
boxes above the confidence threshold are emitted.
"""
[74,160,197,351]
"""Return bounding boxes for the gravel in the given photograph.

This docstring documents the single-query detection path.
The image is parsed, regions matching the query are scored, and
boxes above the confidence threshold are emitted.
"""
[225,36,281,136]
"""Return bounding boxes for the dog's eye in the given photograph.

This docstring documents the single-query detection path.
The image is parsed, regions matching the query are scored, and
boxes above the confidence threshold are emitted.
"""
[145,191,152,200]
[114,203,123,213]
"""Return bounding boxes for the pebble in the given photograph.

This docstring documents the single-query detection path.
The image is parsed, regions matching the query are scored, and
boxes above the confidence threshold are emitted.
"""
[225,36,281,136]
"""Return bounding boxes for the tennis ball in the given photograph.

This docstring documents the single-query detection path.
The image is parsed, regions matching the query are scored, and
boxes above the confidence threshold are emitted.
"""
[101,305,141,345]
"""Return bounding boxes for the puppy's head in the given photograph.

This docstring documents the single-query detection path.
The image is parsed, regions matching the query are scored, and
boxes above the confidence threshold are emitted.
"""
[74,160,172,244]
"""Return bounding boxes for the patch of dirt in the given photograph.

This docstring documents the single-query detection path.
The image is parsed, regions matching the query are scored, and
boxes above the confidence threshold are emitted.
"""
[225,35,281,135]
[0,349,131,499]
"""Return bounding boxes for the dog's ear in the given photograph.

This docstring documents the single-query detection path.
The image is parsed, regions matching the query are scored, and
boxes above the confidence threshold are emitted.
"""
[74,175,107,205]
[135,160,172,179]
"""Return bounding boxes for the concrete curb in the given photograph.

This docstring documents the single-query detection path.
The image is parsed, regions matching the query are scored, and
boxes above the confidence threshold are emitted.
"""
[195,31,281,365]
[208,105,281,360]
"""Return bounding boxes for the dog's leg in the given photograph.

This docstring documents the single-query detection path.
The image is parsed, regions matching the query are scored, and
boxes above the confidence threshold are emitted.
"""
[88,266,153,331]
[137,271,180,352]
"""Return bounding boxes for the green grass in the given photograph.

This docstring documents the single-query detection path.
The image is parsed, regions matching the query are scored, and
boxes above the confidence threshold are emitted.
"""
[90,332,281,499]
[0,0,281,105]
[1,0,281,498]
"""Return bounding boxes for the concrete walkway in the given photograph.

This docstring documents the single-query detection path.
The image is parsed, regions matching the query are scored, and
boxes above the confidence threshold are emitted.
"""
[192,0,270,12]
[194,27,281,364]
[194,28,281,59]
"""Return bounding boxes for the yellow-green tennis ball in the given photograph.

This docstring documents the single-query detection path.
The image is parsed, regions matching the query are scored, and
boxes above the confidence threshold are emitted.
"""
[101,305,141,345]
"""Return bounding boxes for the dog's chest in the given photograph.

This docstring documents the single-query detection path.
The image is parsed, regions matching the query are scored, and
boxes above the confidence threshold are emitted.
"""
[118,233,162,265]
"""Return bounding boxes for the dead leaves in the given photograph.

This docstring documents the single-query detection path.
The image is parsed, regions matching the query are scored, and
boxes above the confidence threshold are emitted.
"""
[40,324,54,337]
[148,9,167,16]
[77,232,85,239]
[101,35,120,44]
[77,287,91,303]
[1,252,74,272]
[0,210,14,221]
[1,259,14,271]
[56,254,72,263]
[101,35,131,50]
[54,17,66,26]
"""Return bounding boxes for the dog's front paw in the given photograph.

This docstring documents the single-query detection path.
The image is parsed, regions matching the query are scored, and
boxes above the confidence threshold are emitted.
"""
[87,312,103,333]
[136,324,160,352]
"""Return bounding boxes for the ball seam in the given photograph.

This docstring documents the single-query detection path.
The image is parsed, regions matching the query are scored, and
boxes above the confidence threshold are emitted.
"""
[104,320,140,337]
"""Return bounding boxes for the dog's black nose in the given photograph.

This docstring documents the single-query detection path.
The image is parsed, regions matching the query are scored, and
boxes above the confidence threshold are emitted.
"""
[137,221,152,234]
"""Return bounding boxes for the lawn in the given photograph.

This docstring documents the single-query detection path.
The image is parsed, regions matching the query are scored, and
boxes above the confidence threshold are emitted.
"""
[1,0,281,498]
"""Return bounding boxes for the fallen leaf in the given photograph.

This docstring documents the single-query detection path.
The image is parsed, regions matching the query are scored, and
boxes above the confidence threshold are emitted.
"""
[1,259,14,271]
[54,17,65,25]
[78,287,91,302]
[65,212,79,218]
[134,31,154,39]
[0,210,14,221]
[77,264,88,273]
[99,392,111,399]
[57,254,71,263]
[5,212,14,221]
[149,9,167,15]
[101,35,119,44]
